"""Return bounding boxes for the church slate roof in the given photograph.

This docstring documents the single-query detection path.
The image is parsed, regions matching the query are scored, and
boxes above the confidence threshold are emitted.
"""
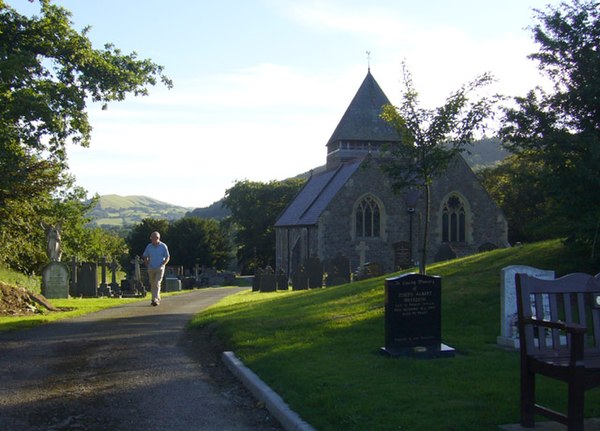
[326,70,400,146]
[274,158,364,227]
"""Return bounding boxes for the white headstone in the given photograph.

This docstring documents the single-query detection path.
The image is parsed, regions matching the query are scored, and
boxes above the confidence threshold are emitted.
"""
[497,265,554,349]
[42,261,70,299]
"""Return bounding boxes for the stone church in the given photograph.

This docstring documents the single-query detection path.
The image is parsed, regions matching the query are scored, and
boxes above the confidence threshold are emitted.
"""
[274,69,509,278]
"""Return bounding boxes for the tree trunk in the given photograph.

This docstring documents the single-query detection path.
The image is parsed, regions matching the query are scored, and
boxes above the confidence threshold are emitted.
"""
[419,184,430,275]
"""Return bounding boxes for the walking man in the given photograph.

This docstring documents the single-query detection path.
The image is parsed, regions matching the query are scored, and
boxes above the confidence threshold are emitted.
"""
[143,231,170,306]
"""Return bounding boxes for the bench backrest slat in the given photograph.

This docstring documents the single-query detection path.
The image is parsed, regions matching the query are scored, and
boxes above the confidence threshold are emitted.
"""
[516,273,600,354]
[593,299,600,347]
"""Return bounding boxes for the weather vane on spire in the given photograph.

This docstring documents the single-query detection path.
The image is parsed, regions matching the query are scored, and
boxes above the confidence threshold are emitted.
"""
[366,50,371,71]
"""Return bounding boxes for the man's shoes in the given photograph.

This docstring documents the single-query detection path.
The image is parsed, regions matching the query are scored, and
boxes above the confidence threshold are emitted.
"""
[151,300,158,306]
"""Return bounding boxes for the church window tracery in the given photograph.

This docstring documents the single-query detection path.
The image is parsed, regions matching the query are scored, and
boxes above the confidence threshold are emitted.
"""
[355,196,381,238]
[442,194,466,242]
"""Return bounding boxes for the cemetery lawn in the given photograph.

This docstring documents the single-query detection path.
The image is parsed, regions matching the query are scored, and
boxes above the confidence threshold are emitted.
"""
[0,295,147,332]
[189,239,600,431]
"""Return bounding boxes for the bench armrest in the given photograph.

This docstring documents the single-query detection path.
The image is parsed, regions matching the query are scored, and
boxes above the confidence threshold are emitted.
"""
[525,317,586,365]
[526,317,587,334]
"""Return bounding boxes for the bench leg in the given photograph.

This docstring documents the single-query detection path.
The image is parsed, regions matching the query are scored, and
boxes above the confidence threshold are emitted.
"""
[520,368,536,427]
[567,377,585,431]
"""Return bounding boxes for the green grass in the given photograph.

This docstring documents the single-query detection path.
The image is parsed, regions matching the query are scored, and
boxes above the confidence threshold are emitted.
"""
[0,296,147,332]
[190,239,600,430]
[0,266,41,293]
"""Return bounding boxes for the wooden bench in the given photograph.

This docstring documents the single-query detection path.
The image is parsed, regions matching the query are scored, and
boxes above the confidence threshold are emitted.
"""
[516,272,600,430]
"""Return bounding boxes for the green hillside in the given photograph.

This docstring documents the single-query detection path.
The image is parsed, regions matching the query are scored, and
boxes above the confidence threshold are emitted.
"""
[88,194,191,227]
[191,239,600,430]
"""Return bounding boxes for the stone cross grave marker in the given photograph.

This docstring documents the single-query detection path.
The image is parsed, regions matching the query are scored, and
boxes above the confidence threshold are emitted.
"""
[497,265,555,349]
[381,273,455,358]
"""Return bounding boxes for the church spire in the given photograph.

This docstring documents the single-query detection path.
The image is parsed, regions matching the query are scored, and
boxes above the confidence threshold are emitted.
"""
[366,50,371,72]
[325,68,401,168]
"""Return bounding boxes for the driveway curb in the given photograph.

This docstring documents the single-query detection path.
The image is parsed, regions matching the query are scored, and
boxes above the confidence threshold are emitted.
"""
[222,351,316,431]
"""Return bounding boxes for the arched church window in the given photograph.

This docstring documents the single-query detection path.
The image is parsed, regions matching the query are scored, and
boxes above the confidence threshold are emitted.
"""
[442,194,466,243]
[355,196,381,238]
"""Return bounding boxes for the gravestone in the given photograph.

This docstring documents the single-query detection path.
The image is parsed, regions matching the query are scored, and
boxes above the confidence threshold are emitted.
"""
[497,265,555,349]
[252,268,262,292]
[276,268,288,291]
[326,254,350,287]
[291,265,308,290]
[97,257,111,297]
[110,260,120,293]
[434,243,456,262]
[41,261,70,299]
[259,266,277,292]
[478,242,498,253]
[304,257,323,289]
[381,273,454,358]
[77,262,98,297]
[394,241,412,270]
[69,256,78,296]
[354,262,383,281]
[164,276,181,292]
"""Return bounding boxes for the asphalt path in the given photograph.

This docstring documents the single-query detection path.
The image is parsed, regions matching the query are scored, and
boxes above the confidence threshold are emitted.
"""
[0,287,283,431]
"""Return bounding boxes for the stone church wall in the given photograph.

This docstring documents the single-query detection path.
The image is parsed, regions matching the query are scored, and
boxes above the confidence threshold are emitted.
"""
[276,155,508,277]
[318,159,414,274]
[427,155,509,261]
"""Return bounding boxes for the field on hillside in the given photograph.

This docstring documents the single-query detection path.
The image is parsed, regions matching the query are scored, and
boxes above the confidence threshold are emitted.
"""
[88,194,191,227]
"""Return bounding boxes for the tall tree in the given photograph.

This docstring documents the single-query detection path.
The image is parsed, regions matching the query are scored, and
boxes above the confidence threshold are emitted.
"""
[0,0,171,271]
[168,217,231,270]
[223,179,304,274]
[500,0,600,262]
[477,155,552,244]
[380,63,499,274]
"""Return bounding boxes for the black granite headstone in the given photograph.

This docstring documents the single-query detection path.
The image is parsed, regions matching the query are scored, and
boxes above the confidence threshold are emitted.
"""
[326,254,350,286]
[259,267,276,292]
[77,262,98,297]
[276,268,288,291]
[304,257,323,289]
[291,265,308,290]
[252,268,262,292]
[381,273,454,358]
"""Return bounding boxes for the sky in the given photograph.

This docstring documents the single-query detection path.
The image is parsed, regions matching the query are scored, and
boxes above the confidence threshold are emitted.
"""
[13,0,561,209]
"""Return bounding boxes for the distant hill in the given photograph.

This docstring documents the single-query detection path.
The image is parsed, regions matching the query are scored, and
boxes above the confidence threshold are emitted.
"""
[88,195,192,227]
[461,137,508,169]
[185,200,230,220]
[88,139,508,229]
